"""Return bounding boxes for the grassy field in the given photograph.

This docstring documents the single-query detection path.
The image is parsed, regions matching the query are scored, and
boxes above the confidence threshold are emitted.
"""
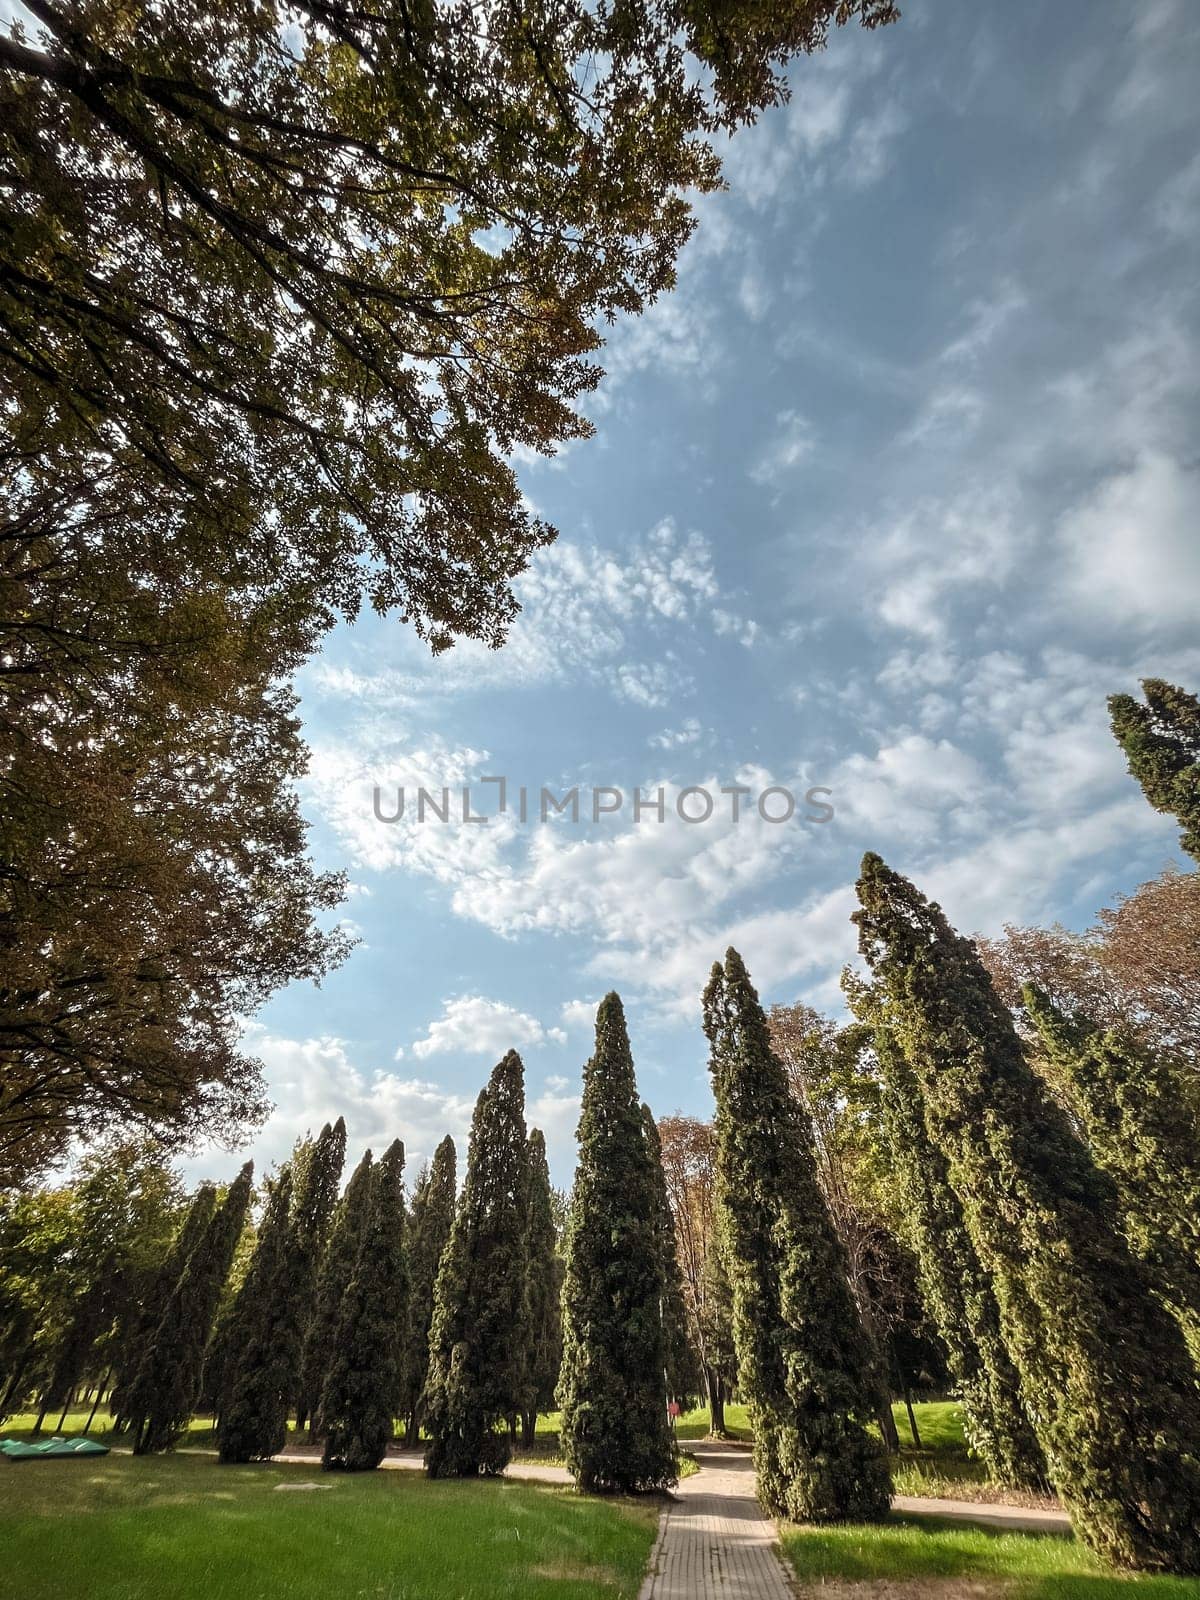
[0,1398,1011,1498]
[0,1450,659,1600]
[3,1403,699,1474]
[781,1519,1200,1598]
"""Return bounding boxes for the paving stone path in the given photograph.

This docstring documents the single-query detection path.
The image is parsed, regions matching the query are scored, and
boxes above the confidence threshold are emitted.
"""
[637,1439,794,1600]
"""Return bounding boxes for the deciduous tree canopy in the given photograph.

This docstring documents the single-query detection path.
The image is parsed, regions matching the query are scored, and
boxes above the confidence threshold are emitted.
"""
[1,0,897,643]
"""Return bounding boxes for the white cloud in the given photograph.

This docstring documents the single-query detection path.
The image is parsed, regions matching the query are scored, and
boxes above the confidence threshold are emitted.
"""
[560,998,599,1032]
[410,995,567,1059]
[939,281,1026,366]
[306,518,724,710]
[183,1026,478,1186]
[738,268,772,322]
[751,410,814,486]
[872,489,1025,639]
[711,610,760,648]
[831,734,988,843]
[183,1024,584,1186]
[1058,452,1200,629]
[845,99,908,189]
[649,718,704,750]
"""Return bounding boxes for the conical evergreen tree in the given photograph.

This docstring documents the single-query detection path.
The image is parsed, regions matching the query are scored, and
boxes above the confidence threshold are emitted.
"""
[299,1146,374,1439]
[217,1119,347,1459]
[127,1163,253,1453]
[519,1127,563,1446]
[869,1021,1046,1488]
[400,1135,457,1445]
[320,1138,407,1471]
[643,1105,701,1407]
[299,1152,374,1440]
[423,1052,529,1477]
[559,995,676,1493]
[296,1148,370,1434]
[1109,679,1200,863]
[1024,985,1200,1352]
[216,1168,296,1461]
[702,950,889,1523]
[855,852,1200,1573]
[286,1117,348,1368]
[110,1183,216,1430]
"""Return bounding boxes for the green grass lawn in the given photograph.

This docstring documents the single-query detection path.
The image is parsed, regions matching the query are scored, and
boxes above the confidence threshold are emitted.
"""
[4,1405,699,1475]
[781,1519,1200,1598]
[0,1450,659,1600]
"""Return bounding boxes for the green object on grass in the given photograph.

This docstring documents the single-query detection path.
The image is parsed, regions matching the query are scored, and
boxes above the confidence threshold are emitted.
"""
[1,1436,110,1460]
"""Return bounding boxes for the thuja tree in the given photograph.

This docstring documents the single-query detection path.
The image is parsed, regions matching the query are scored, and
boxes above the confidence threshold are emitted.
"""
[1109,680,1200,863]
[424,1053,529,1478]
[703,950,889,1523]
[265,1118,347,1429]
[127,1163,254,1453]
[401,1136,457,1446]
[110,1182,216,1430]
[865,1016,1045,1488]
[1024,986,1200,1352]
[559,995,676,1494]
[643,1106,701,1407]
[298,1148,374,1438]
[320,1139,407,1471]
[855,852,1200,1573]
[217,1167,296,1460]
[520,1128,563,1447]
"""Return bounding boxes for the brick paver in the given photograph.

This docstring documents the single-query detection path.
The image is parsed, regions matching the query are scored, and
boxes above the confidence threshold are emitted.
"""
[638,1440,794,1600]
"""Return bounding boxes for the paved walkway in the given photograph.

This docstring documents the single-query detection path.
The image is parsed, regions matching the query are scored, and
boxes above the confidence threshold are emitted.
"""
[638,1440,794,1600]
[891,1492,1069,1535]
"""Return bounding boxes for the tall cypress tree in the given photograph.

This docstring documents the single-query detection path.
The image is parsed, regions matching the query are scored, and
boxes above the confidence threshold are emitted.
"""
[110,1183,216,1430]
[299,1146,374,1439]
[217,1119,347,1459]
[519,1127,562,1446]
[1109,679,1200,863]
[127,1162,253,1453]
[320,1138,407,1471]
[642,1105,700,1407]
[424,1052,529,1477]
[400,1135,457,1446]
[855,852,1200,1572]
[286,1118,347,1379]
[702,951,889,1523]
[868,1021,1046,1488]
[559,994,676,1493]
[216,1168,296,1461]
[1024,985,1200,1352]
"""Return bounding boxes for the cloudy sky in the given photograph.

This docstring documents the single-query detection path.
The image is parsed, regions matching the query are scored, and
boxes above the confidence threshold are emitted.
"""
[192,0,1200,1188]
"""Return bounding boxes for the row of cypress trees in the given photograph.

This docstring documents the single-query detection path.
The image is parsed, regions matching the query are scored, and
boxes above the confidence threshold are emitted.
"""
[419,1013,693,1491]
[852,851,1200,1573]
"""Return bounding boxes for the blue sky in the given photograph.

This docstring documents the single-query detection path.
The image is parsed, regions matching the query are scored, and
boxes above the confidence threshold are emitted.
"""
[192,0,1200,1188]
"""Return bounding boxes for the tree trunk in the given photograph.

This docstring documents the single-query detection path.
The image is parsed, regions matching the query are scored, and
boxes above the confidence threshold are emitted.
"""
[84,1371,110,1434]
[877,1400,900,1453]
[56,1386,76,1433]
[705,1366,727,1437]
[403,1409,419,1448]
[521,1411,537,1448]
[1,1346,34,1418]
[902,1385,922,1449]
[32,1394,50,1436]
